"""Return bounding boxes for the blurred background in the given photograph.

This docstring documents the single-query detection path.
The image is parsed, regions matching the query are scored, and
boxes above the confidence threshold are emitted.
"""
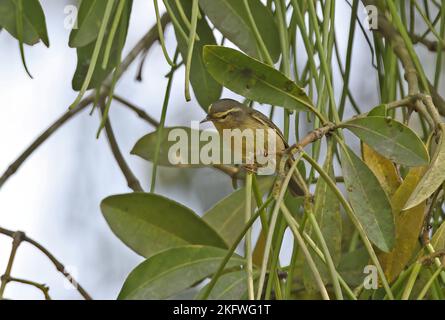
[0,0,424,299]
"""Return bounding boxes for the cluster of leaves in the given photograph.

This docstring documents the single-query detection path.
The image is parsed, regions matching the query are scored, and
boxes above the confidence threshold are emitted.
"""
[1,0,445,300]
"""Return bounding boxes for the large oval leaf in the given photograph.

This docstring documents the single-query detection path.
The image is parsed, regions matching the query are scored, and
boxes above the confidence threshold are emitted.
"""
[203,177,274,246]
[101,193,227,258]
[339,144,395,252]
[404,124,445,210]
[0,0,49,46]
[377,167,427,282]
[118,245,244,300]
[203,45,315,112]
[199,0,280,62]
[195,270,257,300]
[166,0,222,111]
[131,127,224,168]
[342,117,429,167]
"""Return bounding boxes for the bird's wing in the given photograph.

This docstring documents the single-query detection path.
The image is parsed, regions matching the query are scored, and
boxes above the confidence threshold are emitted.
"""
[248,108,289,148]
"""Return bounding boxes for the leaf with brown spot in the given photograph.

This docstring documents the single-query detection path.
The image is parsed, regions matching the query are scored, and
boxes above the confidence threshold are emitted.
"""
[203,45,315,112]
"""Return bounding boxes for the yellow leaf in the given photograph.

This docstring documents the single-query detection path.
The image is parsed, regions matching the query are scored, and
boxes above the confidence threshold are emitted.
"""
[252,230,266,266]
[378,167,427,282]
[362,143,401,197]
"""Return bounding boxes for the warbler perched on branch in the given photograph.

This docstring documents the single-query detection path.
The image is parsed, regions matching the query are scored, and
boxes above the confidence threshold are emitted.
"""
[200,98,305,196]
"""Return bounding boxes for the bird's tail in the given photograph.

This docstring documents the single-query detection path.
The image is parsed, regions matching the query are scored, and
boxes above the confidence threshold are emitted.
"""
[285,159,306,197]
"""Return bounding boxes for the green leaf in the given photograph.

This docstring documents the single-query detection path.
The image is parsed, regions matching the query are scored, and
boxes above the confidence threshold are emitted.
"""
[199,0,280,62]
[203,45,315,112]
[431,222,445,251]
[0,0,49,46]
[131,127,225,168]
[118,245,244,299]
[71,0,132,91]
[165,0,222,111]
[368,104,387,117]
[342,116,429,167]
[404,124,445,210]
[101,193,227,258]
[203,177,274,246]
[337,248,369,286]
[69,0,108,48]
[195,270,257,300]
[339,144,395,252]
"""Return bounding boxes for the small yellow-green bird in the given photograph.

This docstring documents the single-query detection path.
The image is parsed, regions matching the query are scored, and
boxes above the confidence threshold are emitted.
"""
[201,98,304,196]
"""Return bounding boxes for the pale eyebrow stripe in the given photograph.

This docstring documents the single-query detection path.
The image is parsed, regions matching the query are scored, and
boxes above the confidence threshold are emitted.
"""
[214,108,242,117]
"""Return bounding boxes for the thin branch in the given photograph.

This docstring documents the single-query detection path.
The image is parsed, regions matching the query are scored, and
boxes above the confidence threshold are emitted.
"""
[0,231,24,298]
[0,14,171,190]
[0,226,91,300]
[100,101,144,192]
[286,122,337,156]
[111,13,170,83]
[7,277,51,300]
[364,0,420,94]
[410,33,445,52]
[0,97,93,189]
[419,250,445,266]
[113,95,160,127]
[361,0,445,120]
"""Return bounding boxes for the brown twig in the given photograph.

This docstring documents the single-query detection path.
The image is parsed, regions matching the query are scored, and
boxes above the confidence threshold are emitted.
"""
[113,95,160,127]
[112,13,170,82]
[275,122,337,196]
[7,277,51,300]
[100,101,144,192]
[0,13,173,299]
[419,250,445,266]
[287,122,337,155]
[0,14,171,190]
[428,83,445,117]
[0,231,25,298]
[0,226,91,300]
[387,94,424,109]
[420,94,444,131]
[360,0,445,122]
[410,33,445,52]
[0,97,93,189]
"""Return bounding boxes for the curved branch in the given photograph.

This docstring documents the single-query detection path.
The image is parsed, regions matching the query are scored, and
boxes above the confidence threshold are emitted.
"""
[0,97,93,189]
[113,95,160,127]
[7,277,51,300]
[0,226,91,300]
[0,13,171,190]
[100,101,144,192]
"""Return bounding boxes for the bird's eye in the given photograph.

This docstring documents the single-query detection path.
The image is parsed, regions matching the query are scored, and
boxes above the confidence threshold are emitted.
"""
[221,114,229,120]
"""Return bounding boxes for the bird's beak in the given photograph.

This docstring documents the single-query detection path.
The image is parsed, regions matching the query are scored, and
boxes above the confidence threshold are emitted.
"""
[200,115,212,124]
